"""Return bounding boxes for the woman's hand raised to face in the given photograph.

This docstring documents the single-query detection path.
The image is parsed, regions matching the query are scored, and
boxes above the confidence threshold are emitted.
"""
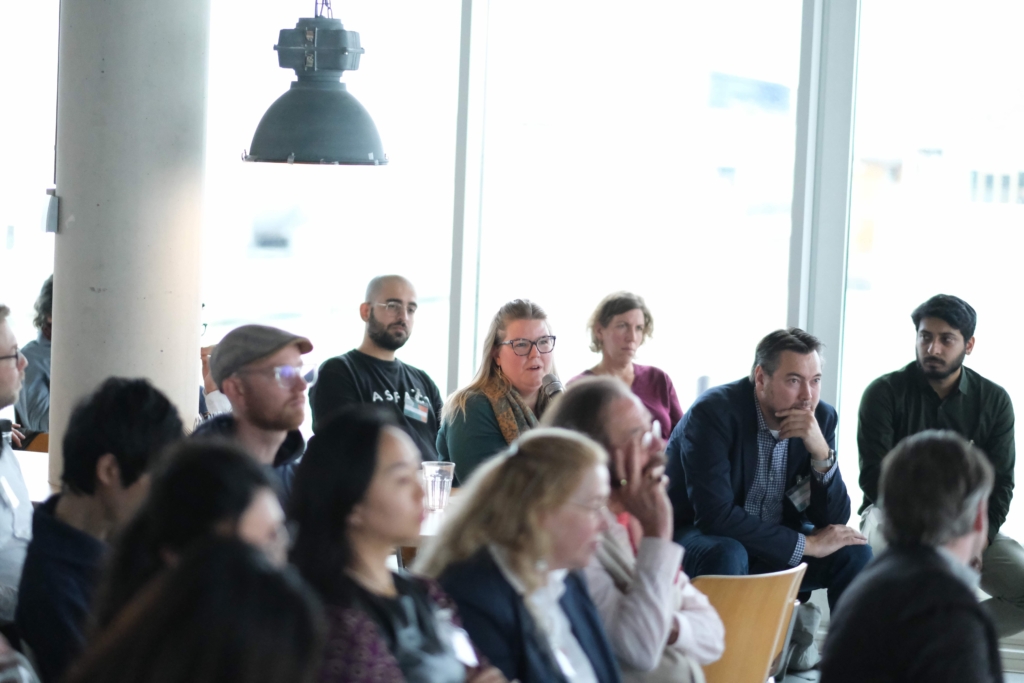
[467,665,511,683]
[611,431,673,542]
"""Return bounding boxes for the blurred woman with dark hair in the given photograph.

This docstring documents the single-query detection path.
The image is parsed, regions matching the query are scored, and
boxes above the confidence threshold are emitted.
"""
[289,405,507,683]
[573,292,682,437]
[66,538,325,683]
[93,440,288,628]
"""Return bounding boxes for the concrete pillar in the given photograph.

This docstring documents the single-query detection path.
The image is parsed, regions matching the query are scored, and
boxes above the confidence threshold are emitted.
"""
[48,0,211,486]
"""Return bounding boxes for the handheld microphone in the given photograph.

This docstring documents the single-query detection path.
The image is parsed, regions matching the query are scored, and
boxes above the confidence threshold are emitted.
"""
[541,374,564,399]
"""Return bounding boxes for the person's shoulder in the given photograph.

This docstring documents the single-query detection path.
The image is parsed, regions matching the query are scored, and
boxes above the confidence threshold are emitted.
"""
[395,358,440,387]
[320,350,363,371]
[191,413,236,439]
[864,363,916,395]
[689,377,750,415]
[438,549,508,596]
[964,366,1013,404]
[847,547,977,610]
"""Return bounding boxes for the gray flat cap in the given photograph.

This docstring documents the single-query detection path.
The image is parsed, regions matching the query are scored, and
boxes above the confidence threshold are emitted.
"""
[210,324,313,388]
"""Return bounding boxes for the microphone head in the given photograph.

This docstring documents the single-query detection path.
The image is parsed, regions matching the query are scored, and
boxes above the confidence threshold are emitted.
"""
[542,374,564,398]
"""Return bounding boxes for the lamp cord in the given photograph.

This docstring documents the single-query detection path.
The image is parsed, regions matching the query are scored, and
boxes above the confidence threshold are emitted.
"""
[315,0,333,18]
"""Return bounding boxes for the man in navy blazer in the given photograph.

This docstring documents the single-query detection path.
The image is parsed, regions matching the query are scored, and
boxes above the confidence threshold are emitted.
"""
[667,328,871,611]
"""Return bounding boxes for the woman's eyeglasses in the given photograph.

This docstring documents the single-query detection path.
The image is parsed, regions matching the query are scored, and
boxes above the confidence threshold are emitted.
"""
[497,335,556,356]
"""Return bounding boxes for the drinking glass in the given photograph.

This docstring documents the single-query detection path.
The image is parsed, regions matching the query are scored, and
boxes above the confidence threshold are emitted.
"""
[422,462,455,511]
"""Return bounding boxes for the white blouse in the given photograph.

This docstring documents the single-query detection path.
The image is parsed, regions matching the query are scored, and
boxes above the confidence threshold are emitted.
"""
[489,546,599,683]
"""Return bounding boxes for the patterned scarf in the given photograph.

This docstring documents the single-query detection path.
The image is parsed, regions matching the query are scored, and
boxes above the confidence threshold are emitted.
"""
[480,375,543,445]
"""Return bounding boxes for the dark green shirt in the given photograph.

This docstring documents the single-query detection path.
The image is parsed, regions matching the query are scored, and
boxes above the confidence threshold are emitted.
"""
[857,361,1016,538]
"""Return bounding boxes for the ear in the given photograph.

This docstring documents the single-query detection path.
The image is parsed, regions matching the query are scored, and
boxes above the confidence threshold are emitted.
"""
[359,302,371,323]
[347,503,366,530]
[95,453,122,490]
[974,496,989,534]
[753,365,766,390]
[965,336,976,355]
[220,376,243,404]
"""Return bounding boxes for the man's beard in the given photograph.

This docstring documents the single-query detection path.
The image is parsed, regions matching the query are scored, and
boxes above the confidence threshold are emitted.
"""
[917,347,967,381]
[368,310,409,351]
[247,401,304,432]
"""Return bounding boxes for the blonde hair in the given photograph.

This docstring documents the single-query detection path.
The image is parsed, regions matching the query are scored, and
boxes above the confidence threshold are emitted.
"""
[442,299,550,421]
[587,291,654,353]
[414,428,607,594]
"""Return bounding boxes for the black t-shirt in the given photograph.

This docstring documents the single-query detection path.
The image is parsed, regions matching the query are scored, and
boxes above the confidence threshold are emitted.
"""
[310,350,445,459]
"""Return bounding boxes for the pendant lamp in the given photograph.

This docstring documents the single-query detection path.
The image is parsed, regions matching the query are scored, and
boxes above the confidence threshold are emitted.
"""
[246,2,386,165]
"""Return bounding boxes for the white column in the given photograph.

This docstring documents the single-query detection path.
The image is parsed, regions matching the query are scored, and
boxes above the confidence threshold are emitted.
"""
[788,0,861,410]
[48,0,211,486]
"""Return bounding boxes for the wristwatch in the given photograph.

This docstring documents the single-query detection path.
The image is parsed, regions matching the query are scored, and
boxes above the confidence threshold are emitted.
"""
[812,449,836,471]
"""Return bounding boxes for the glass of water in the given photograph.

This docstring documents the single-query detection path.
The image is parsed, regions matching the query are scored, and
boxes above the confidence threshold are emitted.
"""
[422,461,456,511]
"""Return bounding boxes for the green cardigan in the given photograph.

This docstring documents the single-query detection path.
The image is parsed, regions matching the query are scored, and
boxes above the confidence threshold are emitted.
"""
[436,393,513,484]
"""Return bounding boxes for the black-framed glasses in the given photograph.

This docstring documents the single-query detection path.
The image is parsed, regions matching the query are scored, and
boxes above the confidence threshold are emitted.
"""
[498,335,556,356]
[0,352,22,363]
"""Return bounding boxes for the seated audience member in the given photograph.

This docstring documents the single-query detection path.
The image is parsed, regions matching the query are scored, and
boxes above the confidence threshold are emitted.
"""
[857,294,1024,637]
[0,307,34,622]
[16,377,183,683]
[543,377,724,683]
[417,429,622,683]
[193,324,314,503]
[570,293,683,437]
[93,440,288,629]
[199,345,231,419]
[289,406,506,683]
[65,538,325,683]
[14,276,52,436]
[820,431,1002,683]
[437,300,560,482]
[666,329,870,670]
[310,275,444,460]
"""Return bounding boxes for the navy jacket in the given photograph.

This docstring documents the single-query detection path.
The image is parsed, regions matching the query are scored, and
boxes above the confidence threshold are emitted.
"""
[820,545,1001,683]
[438,549,621,683]
[666,377,852,568]
[16,496,106,683]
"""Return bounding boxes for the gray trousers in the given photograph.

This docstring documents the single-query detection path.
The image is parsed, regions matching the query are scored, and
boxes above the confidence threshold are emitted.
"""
[862,505,1024,638]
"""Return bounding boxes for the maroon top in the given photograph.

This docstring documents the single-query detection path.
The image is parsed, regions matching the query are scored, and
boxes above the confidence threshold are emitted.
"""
[570,363,684,437]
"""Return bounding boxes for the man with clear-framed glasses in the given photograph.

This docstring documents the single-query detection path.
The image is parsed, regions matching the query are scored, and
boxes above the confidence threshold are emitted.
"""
[193,324,317,504]
[311,275,444,461]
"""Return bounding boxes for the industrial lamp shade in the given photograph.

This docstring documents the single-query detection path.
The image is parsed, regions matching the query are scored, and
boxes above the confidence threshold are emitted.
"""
[246,16,387,165]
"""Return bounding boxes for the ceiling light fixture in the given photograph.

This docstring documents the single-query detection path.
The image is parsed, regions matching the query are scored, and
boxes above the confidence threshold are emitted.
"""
[245,0,387,165]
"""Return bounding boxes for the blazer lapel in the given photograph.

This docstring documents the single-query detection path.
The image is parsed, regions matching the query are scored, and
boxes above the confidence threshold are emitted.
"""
[741,389,760,500]
[786,437,807,484]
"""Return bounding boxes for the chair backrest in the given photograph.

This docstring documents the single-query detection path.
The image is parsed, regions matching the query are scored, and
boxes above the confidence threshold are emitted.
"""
[25,433,49,454]
[692,563,807,683]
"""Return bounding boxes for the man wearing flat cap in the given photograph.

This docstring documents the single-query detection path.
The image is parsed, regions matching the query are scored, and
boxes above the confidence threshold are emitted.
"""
[192,324,315,503]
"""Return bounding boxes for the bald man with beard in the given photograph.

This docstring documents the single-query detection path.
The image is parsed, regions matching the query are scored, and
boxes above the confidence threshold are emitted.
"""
[310,275,445,461]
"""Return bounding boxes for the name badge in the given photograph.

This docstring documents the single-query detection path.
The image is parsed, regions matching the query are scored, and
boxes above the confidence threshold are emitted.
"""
[451,627,479,667]
[785,474,811,513]
[403,392,429,423]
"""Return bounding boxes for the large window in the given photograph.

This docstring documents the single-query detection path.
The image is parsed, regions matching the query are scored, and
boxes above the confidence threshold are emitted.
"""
[470,1,804,407]
[0,0,58,352]
[839,0,1024,535]
[202,0,462,432]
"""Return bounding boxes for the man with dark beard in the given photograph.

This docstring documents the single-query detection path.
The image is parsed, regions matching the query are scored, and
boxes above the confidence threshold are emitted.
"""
[858,294,1024,637]
[193,324,314,505]
[310,275,444,461]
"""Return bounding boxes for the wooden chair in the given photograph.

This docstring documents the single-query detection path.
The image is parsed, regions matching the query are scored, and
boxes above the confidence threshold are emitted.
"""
[693,563,807,683]
[24,433,48,453]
